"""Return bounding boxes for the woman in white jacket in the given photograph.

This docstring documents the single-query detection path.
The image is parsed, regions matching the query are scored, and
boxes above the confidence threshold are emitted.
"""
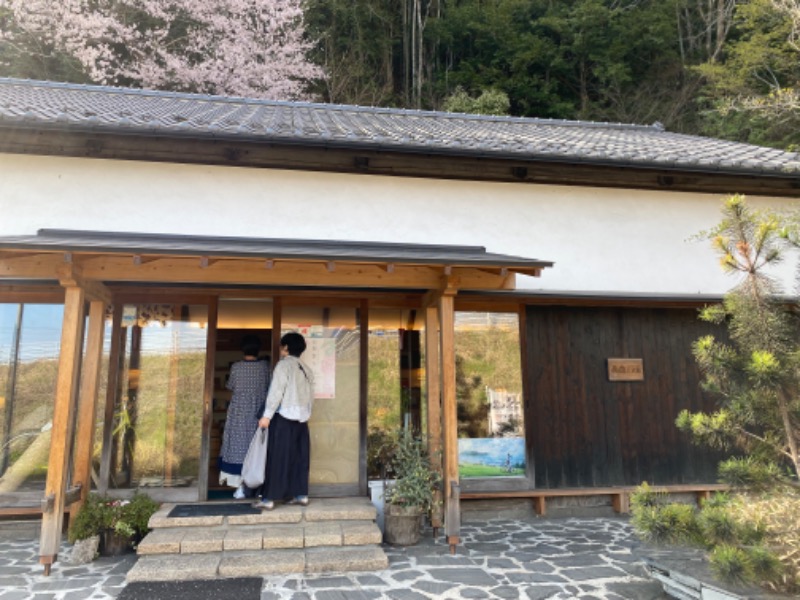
[253,332,314,510]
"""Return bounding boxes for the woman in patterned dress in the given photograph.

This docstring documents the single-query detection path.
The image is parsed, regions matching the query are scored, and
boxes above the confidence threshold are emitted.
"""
[219,334,271,498]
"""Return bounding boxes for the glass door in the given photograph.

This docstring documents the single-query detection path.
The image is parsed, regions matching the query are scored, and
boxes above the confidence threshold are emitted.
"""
[0,304,64,507]
[107,303,208,499]
[281,304,361,496]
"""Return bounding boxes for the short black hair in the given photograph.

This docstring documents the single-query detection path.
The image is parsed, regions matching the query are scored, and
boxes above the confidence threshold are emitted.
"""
[281,332,307,357]
[241,334,261,357]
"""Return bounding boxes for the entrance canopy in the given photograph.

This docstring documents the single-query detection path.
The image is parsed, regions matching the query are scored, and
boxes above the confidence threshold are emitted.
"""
[0,229,553,291]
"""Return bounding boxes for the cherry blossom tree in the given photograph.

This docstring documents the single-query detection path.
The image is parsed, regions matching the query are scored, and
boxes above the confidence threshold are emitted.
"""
[0,0,325,100]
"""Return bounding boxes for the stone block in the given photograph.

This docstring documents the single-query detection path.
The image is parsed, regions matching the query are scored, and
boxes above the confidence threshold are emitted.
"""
[342,521,382,546]
[304,498,377,522]
[218,550,305,576]
[304,523,342,547]
[136,529,184,555]
[263,525,304,549]
[305,546,388,573]
[228,506,302,525]
[125,553,220,582]
[181,527,226,553]
[224,526,264,551]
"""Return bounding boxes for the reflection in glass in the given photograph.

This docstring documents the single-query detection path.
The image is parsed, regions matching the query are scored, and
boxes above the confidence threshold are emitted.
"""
[110,304,207,489]
[455,312,526,478]
[0,304,63,503]
[366,309,425,479]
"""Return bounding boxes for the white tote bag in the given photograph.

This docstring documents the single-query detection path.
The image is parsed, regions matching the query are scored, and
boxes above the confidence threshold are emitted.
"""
[241,428,269,488]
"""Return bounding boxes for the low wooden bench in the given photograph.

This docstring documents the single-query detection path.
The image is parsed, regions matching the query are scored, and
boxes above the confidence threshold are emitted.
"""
[461,484,729,517]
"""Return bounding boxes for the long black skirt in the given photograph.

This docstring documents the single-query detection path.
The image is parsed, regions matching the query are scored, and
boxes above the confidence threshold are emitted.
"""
[257,413,310,501]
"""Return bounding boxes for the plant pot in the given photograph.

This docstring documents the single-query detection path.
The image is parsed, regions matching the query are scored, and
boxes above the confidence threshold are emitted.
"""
[368,479,396,533]
[384,504,423,545]
[99,529,134,556]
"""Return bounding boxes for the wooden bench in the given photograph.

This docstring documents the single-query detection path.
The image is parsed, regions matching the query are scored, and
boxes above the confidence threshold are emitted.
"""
[461,484,729,517]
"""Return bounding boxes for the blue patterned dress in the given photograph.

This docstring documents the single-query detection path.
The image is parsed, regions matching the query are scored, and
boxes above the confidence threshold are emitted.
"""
[219,358,271,487]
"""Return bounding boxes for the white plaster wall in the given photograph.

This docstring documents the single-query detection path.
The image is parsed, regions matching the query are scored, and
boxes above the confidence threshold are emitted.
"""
[1,153,797,295]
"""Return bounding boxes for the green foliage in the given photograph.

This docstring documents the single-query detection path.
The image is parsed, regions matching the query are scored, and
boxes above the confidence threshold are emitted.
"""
[631,483,796,591]
[718,457,788,492]
[630,481,668,511]
[382,428,440,513]
[697,0,800,149]
[709,542,785,585]
[443,87,510,115]
[686,196,800,484]
[710,544,750,584]
[68,492,159,543]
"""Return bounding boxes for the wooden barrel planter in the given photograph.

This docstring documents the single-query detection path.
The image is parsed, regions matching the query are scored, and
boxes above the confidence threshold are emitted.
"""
[99,529,134,556]
[384,504,423,545]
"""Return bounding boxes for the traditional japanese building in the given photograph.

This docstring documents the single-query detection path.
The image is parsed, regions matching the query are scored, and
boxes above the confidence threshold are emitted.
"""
[0,78,798,570]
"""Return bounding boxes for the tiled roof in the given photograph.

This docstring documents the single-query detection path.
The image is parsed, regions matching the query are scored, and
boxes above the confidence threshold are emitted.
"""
[0,229,553,271]
[1,78,800,175]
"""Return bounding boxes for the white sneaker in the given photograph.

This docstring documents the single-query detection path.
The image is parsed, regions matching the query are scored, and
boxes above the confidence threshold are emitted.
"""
[233,485,245,499]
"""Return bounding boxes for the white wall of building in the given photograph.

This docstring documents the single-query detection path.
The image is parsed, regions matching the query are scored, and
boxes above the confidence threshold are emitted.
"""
[1,153,796,295]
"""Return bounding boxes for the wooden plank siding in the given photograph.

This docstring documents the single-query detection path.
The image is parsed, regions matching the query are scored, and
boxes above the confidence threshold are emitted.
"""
[525,305,723,489]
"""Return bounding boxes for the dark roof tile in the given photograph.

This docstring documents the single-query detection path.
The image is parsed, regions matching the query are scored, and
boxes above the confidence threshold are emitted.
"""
[1,78,799,175]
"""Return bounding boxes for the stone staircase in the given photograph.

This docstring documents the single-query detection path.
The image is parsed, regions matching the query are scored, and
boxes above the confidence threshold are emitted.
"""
[126,496,388,582]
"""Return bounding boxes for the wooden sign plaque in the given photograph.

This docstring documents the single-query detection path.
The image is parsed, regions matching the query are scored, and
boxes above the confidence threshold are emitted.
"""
[607,358,644,382]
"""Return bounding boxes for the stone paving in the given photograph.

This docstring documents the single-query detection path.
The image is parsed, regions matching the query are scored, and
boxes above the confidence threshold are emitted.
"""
[0,517,667,599]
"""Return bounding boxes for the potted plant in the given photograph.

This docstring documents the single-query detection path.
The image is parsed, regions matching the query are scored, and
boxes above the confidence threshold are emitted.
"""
[382,428,440,545]
[68,492,160,557]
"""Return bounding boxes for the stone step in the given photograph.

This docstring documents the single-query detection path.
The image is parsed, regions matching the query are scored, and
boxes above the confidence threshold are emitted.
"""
[148,497,377,529]
[137,520,382,555]
[126,545,389,581]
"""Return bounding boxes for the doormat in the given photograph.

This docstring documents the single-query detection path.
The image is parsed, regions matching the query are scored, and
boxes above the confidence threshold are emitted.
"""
[118,578,262,600]
[167,503,260,518]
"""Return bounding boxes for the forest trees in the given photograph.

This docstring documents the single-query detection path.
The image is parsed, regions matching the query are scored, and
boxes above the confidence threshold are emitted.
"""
[0,0,324,99]
[2,1,799,148]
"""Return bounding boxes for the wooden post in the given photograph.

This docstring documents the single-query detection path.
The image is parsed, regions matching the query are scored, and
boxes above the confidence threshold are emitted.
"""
[358,299,369,497]
[98,303,123,494]
[69,299,106,530]
[198,297,218,500]
[439,290,459,551]
[424,303,443,534]
[40,285,86,574]
[165,331,179,484]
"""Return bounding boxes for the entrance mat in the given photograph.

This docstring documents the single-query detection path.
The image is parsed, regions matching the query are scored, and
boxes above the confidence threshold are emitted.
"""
[167,503,260,518]
[118,578,261,600]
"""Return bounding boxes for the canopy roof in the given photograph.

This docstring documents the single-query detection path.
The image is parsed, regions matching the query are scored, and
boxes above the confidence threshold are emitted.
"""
[0,229,552,291]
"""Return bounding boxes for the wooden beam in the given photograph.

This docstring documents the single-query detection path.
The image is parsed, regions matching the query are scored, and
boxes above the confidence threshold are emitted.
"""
[39,285,86,573]
[2,128,798,197]
[0,252,524,291]
[56,263,112,305]
[425,304,443,533]
[69,299,106,531]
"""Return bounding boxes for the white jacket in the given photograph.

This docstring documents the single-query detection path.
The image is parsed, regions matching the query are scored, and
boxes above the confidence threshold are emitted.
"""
[262,356,315,423]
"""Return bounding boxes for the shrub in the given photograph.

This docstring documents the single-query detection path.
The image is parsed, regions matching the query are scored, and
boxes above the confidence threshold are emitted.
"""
[69,492,159,543]
[710,544,750,584]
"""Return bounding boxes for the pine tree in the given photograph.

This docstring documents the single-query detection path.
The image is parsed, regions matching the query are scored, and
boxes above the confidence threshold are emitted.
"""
[678,195,800,485]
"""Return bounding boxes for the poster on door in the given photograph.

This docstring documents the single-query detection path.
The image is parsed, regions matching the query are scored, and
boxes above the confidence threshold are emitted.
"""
[303,338,336,399]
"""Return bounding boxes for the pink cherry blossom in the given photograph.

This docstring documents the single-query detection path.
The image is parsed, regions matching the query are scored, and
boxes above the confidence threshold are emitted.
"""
[0,0,325,100]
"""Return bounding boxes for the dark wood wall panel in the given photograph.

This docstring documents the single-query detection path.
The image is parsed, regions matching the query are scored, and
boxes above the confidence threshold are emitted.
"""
[525,306,722,489]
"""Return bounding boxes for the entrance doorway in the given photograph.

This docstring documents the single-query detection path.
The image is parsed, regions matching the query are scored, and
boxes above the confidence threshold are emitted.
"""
[209,298,362,499]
